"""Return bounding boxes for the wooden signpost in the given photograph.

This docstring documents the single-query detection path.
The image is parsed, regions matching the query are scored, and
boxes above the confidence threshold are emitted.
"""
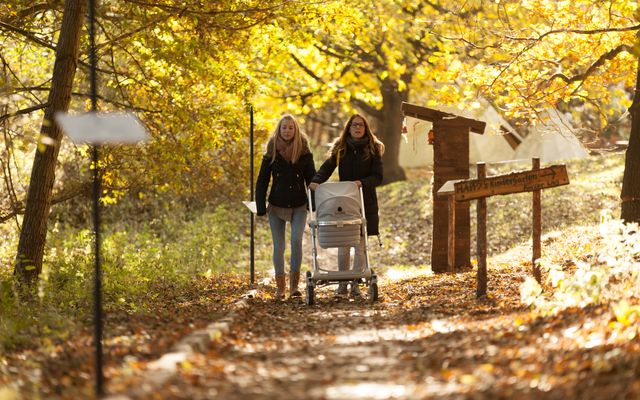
[453,164,569,201]
[438,159,570,297]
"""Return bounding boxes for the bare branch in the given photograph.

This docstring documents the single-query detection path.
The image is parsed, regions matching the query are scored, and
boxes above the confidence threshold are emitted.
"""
[0,103,48,123]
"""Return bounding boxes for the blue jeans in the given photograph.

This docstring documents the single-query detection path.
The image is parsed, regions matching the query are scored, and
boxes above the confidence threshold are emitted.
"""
[268,208,307,275]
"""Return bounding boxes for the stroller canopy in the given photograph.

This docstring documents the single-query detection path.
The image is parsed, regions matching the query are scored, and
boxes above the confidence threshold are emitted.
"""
[314,182,362,222]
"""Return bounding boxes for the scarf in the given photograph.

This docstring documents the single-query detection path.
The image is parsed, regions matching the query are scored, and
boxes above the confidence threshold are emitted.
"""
[275,135,294,163]
[346,135,370,149]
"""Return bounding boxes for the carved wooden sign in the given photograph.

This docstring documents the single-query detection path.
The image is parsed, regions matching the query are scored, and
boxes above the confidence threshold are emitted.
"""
[452,165,569,201]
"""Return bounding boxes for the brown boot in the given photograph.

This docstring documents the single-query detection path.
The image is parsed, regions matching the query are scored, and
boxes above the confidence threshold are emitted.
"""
[289,271,301,298]
[275,274,286,300]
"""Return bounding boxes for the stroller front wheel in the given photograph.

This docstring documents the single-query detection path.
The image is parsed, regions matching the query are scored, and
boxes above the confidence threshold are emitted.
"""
[305,284,315,306]
[305,271,315,306]
[368,281,378,303]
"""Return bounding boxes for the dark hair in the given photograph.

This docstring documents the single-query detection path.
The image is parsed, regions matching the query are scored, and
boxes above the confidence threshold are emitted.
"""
[329,114,385,159]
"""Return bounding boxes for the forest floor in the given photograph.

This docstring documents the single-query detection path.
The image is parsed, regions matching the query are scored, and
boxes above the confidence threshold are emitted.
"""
[4,261,639,400]
[2,154,639,399]
[110,265,640,400]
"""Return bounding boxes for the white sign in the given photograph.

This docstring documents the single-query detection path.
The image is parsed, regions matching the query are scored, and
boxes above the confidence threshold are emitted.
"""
[242,201,258,214]
[55,112,149,144]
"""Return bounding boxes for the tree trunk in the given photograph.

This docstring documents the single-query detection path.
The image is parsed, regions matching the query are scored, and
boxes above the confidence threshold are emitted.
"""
[14,0,86,284]
[375,78,407,184]
[621,60,640,223]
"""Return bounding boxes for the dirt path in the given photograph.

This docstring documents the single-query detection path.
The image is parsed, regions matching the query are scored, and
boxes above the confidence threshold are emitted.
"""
[120,267,640,400]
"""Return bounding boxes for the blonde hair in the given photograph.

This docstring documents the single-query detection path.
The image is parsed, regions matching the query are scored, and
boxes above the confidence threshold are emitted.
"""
[267,114,308,164]
[329,114,385,160]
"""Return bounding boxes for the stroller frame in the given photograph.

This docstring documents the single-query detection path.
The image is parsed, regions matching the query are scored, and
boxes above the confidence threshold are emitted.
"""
[305,182,379,305]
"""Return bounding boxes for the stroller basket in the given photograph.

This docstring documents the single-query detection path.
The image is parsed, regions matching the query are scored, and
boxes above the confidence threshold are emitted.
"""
[316,219,362,248]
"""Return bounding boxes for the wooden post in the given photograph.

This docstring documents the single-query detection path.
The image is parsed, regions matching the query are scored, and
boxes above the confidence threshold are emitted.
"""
[447,194,456,272]
[476,162,487,297]
[402,103,486,273]
[532,158,542,283]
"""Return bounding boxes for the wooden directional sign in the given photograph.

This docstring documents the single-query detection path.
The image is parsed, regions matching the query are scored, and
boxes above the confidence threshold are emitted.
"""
[453,164,569,201]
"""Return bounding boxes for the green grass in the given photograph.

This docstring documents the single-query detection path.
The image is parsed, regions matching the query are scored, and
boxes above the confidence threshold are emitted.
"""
[0,202,274,351]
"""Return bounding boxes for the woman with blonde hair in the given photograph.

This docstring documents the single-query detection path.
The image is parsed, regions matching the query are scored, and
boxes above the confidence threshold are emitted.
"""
[309,113,384,297]
[256,115,316,300]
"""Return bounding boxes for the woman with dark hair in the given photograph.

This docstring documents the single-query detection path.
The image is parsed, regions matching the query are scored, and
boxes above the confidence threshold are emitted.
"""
[256,114,316,300]
[309,114,384,297]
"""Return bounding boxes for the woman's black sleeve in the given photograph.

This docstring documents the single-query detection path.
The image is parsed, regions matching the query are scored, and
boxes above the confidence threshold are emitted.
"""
[311,155,337,184]
[303,153,317,186]
[255,155,272,216]
[360,153,383,188]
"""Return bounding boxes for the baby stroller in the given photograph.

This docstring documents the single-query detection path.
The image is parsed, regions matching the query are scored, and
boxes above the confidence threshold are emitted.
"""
[305,181,379,305]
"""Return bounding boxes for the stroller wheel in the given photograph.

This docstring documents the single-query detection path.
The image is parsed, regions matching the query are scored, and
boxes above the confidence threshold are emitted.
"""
[305,271,315,305]
[305,284,315,306]
[368,282,378,303]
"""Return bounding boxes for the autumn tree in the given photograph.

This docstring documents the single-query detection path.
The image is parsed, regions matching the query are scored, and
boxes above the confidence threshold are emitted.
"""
[12,0,86,284]
[454,0,639,222]
[254,0,479,183]
[2,0,316,283]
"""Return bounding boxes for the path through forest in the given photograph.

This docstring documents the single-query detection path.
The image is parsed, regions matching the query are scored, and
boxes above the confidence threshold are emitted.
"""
[111,264,640,400]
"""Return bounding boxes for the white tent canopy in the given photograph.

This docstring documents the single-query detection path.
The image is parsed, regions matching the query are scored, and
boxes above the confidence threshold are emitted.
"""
[399,99,524,167]
[400,103,589,168]
[513,108,589,163]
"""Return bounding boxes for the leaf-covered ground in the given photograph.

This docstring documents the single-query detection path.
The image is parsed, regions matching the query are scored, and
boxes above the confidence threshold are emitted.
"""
[111,263,640,400]
[2,153,639,399]
[0,277,252,399]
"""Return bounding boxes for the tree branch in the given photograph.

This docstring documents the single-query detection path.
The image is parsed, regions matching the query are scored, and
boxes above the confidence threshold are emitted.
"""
[0,103,48,123]
[121,0,329,17]
[0,183,90,224]
[422,0,480,19]
[14,2,61,20]
[0,21,56,50]
[289,53,324,83]
[548,44,633,84]
[351,98,383,119]
[507,24,640,42]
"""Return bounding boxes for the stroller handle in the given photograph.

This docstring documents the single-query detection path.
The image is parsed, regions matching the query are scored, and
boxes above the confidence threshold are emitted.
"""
[307,187,315,221]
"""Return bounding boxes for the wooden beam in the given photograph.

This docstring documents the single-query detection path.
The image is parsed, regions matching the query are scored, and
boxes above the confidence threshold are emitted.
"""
[401,101,486,135]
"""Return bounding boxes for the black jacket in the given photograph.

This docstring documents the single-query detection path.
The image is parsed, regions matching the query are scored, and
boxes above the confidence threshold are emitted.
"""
[311,139,383,235]
[255,148,316,216]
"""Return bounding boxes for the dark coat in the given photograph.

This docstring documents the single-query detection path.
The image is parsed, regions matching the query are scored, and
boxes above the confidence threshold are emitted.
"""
[255,144,316,216]
[311,139,383,235]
